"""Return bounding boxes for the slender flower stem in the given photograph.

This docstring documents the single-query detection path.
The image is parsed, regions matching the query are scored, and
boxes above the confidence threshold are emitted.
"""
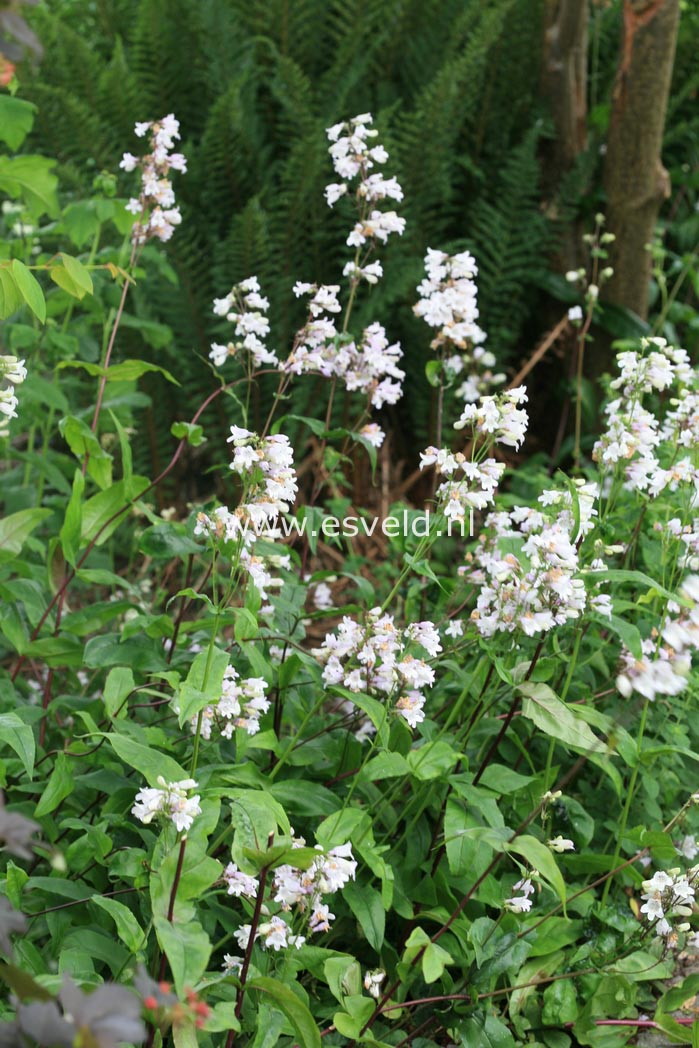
[227,844,273,1045]
[88,245,137,445]
[158,834,188,981]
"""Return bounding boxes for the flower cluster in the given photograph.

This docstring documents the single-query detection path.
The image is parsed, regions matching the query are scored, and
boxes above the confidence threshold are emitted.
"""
[0,354,26,437]
[454,386,529,450]
[640,866,699,943]
[122,114,186,244]
[414,248,503,402]
[181,665,270,740]
[616,575,699,701]
[325,114,405,265]
[593,338,696,494]
[131,777,201,833]
[465,484,599,638]
[505,876,535,913]
[419,451,504,523]
[193,429,297,600]
[209,276,278,369]
[283,299,405,410]
[313,608,441,731]
[223,839,357,967]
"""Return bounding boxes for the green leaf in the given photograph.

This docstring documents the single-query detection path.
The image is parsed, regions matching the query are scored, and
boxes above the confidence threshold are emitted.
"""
[176,647,230,727]
[0,155,59,218]
[91,897,145,955]
[506,835,566,908]
[459,1013,516,1047]
[171,421,206,446]
[58,415,113,491]
[60,469,84,567]
[62,201,100,247]
[0,267,22,318]
[11,259,46,322]
[106,733,187,786]
[82,480,141,543]
[406,740,459,781]
[34,753,74,817]
[248,977,321,1048]
[324,957,362,1004]
[50,265,84,299]
[344,883,385,951]
[517,682,606,755]
[0,712,35,777]
[153,917,211,997]
[603,614,643,661]
[0,508,50,562]
[102,667,135,719]
[60,253,93,296]
[173,1022,199,1048]
[425,359,443,388]
[422,940,453,983]
[0,95,36,150]
[542,976,578,1025]
[24,634,84,668]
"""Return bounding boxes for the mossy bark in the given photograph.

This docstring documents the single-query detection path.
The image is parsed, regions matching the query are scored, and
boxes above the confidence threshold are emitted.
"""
[602,0,680,320]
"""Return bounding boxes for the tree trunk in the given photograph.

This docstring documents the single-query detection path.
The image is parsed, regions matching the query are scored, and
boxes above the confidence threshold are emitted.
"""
[540,0,589,271]
[602,0,680,320]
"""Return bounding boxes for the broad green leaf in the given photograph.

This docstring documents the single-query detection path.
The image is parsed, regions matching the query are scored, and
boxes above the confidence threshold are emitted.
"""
[0,712,35,777]
[407,740,459,781]
[506,835,566,908]
[58,415,113,491]
[60,253,93,296]
[324,957,362,1005]
[173,1023,198,1048]
[171,421,206,446]
[248,977,321,1048]
[82,480,146,544]
[90,896,145,954]
[459,1012,516,1047]
[153,916,211,997]
[102,667,135,719]
[422,940,453,983]
[542,977,578,1025]
[11,259,45,322]
[24,634,84,668]
[344,883,385,951]
[50,265,84,299]
[106,732,187,786]
[34,753,74,817]
[176,647,230,726]
[0,95,36,149]
[0,508,50,561]
[0,155,59,218]
[517,682,605,755]
[62,200,100,247]
[0,267,22,318]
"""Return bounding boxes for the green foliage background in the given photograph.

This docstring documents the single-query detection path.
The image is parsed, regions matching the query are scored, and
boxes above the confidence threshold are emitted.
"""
[14,0,699,473]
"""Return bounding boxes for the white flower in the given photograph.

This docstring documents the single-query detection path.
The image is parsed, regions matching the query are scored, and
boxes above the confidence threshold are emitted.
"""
[223,863,259,899]
[364,969,385,999]
[505,895,532,913]
[395,690,426,729]
[131,776,201,833]
[568,305,583,322]
[547,836,574,853]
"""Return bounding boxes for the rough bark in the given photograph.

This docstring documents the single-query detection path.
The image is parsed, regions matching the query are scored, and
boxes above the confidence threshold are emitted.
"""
[602,0,680,320]
[540,0,589,271]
